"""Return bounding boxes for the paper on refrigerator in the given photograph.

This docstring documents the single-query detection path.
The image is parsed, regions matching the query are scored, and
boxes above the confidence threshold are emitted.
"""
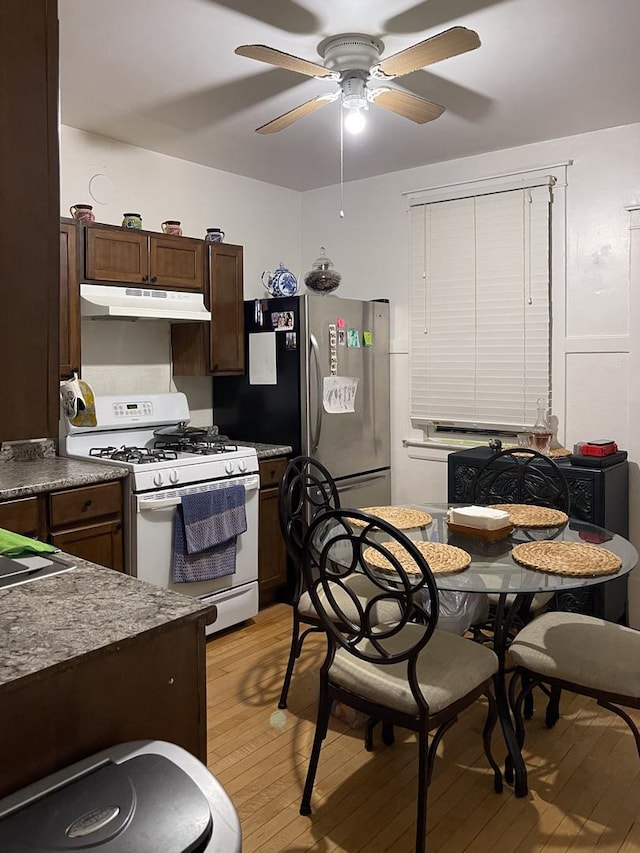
[249,332,277,385]
[323,376,359,413]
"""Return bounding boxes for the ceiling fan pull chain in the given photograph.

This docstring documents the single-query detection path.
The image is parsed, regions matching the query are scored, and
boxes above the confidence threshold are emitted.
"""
[339,108,345,219]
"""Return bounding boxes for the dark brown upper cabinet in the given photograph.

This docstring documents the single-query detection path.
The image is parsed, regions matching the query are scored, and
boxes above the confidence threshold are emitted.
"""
[172,243,245,376]
[0,0,60,442]
[83,223,204,292]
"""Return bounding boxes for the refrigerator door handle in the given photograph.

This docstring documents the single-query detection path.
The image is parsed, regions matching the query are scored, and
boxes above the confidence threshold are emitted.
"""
[309,332,323,452]
[336,472,388,493]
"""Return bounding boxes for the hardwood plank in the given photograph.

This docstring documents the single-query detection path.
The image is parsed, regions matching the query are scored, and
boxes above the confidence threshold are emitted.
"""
[205,605,640,853]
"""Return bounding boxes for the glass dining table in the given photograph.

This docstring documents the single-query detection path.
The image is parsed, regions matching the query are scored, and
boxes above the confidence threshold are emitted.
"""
[313,503,639,798]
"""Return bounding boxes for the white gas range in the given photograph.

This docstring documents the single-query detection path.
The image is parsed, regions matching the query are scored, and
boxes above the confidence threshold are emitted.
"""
[59,392,260,635]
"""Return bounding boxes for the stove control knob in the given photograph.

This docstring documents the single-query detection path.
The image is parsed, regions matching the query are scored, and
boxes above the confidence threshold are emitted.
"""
[225,461,234,476]
[153,472,164,487]
[238,459,247,472]
[169,470,179,484]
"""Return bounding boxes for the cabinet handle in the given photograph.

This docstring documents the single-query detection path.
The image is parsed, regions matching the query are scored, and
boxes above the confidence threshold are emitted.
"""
[150,275,157,283]
[82,499,93,512]
[142,274,149,283]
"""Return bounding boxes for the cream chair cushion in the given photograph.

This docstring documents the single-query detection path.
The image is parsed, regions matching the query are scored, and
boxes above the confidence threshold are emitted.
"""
[329,624,499,716]
[297,575,402,625]
[509,611,640,698]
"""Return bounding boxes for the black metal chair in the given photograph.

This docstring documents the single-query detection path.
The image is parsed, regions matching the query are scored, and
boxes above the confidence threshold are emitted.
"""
[299,507,502,853]
[471,446,571,624]
[277,457,400,711]
[277,456,340,709]
[471,446,571,720]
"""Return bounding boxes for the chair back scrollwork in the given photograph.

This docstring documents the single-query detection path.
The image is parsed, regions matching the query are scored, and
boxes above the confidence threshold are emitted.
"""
[303,508,440,668]
[278,456,341,566]
[472,448,570,513]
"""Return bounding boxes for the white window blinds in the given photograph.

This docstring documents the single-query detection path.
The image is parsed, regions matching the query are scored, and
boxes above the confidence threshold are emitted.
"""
[409,184,551,432]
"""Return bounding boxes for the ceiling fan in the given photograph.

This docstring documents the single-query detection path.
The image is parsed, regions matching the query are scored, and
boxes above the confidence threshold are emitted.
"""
[235,26,480,134]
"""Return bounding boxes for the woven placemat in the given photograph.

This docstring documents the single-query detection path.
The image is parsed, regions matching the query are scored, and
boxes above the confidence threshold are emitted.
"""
[511,541,622,577]
[349,506,433,530]
[488,504,569,529]
[363,541,470,575]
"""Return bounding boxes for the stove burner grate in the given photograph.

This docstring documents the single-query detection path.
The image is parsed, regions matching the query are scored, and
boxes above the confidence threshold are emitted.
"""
[90,445,179,464]
[153,437,237,455]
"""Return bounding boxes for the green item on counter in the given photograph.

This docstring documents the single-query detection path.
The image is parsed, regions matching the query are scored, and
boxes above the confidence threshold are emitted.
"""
[0,528,58,558]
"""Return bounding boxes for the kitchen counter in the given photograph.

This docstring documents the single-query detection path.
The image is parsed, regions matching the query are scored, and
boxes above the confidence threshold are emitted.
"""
[0,552,215,687]
[0,456,128,501]
[235,441,292,459]
[0,552,216,797]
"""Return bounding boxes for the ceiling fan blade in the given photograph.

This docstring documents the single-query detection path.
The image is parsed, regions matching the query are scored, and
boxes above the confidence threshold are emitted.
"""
[235,45,336,79]
[370,89,444,124]
[374,26,480,79]
[256,94,337,134]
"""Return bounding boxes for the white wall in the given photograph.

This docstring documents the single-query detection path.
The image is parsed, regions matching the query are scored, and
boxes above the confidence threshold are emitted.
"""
[60,125,302,423]
[301,121,640,622]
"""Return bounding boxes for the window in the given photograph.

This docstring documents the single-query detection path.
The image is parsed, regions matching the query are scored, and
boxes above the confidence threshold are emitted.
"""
[409,178,554,437]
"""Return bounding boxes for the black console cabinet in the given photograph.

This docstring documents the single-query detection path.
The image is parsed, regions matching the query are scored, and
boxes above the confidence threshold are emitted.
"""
[447,446,630,623]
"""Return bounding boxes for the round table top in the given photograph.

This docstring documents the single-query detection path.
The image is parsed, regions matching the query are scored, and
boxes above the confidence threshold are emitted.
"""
[313,503,638,596]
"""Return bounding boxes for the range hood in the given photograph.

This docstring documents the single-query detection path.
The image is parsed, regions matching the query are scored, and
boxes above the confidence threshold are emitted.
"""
[80,283,211,322]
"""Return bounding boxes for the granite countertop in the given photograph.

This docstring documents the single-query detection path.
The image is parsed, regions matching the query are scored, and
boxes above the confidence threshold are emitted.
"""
[235,441,293,459]
[0,553,216,689]
[0,457,129,502]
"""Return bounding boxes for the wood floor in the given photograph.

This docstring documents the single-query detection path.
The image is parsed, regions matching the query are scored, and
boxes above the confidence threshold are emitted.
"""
[205,603,640,852]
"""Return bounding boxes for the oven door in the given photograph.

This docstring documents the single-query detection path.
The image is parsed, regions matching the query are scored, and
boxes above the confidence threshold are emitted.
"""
[131,474,260,600]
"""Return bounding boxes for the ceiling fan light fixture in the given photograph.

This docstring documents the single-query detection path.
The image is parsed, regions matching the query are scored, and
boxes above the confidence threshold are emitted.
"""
[341,74,368,110]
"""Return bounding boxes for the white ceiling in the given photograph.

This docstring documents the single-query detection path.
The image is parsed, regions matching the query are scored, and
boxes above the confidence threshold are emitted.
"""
[59,0,640,192]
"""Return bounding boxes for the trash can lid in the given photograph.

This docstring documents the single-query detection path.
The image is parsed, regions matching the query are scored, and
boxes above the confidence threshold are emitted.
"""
[0,753,212,852]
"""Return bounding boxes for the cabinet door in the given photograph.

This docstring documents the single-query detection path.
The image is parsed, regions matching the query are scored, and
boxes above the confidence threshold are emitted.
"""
[85,226,148,284]
[258,487,288,603]
[170,242,244,376]
[258,457,288,605]
[50,520,124,572]
[49,482,125,571]
[150,235,204,291]
[209,243,244,374]
[60,219,81,380]
[0,496,46,539]
[0,0,59,441]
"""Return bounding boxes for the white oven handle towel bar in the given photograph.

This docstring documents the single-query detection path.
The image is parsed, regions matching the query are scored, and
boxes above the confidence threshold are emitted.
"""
[138,476,260,511]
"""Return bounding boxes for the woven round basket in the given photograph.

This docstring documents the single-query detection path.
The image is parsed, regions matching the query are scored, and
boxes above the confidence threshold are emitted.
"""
[511,541,622,577]
[348,506,433,530]
[488,504,569,529]
[550,447,572,459]
[363,540,471,576]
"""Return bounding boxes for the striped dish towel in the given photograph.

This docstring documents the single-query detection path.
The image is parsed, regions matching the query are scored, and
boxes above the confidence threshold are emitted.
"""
[172,486,247,583]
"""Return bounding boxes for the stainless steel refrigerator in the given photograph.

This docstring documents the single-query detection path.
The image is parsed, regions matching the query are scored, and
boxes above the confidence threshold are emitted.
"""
[213,293,391,506]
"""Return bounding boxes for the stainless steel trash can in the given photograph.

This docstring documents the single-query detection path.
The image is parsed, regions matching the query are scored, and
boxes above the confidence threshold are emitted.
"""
[0,740,241,852]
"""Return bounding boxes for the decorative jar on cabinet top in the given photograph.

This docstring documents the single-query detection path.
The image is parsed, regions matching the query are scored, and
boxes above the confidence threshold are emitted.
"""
[205,228,225,243]
[69,203,95,221]
[122,212,142,229]
[161,220,183,236]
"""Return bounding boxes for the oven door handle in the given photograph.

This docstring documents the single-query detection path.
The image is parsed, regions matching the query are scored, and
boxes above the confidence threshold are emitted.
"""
[137,476,260,512]
[138,497,182,511]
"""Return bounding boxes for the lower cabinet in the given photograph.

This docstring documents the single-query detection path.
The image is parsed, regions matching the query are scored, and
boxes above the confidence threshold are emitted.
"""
[48,481,125,571]
[258,456,288,606]
[0,480,125,572]
[0,495,46,539]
